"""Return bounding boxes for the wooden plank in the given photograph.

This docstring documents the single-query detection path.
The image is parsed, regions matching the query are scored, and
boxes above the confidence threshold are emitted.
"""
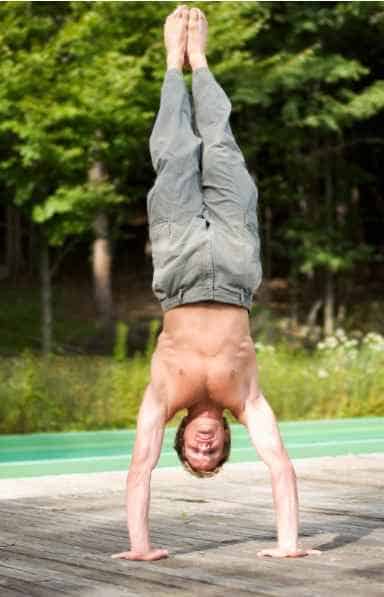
[0,454,383,596]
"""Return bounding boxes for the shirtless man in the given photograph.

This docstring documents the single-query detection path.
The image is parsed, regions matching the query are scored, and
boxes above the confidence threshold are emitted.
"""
[112,6,319,562]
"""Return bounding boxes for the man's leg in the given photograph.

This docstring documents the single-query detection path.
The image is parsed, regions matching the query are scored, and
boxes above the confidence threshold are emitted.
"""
[147,7,209,308]
[148,9,202,226]
[188,10,258,230]
[188,8,262,304]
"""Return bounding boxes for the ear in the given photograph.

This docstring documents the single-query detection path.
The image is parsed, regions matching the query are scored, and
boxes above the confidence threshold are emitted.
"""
[222,419,230,436]
[223,427,230,444]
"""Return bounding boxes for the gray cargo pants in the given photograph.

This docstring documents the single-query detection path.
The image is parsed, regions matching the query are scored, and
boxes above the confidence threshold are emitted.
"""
[147,67,262,312]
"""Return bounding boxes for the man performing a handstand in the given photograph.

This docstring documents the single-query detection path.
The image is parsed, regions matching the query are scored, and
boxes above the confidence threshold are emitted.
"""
[112,6,320,562]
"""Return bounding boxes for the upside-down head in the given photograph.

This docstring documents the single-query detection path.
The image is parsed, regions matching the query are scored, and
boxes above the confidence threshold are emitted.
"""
[174,414,231,478]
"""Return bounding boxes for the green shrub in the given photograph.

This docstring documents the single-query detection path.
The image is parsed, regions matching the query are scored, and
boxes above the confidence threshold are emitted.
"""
[0,328,383,433]
[113,321,129,362]
[257,329,384,420]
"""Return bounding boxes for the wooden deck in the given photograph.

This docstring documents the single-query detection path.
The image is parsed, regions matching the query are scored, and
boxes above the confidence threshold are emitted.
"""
[1,454,383,596]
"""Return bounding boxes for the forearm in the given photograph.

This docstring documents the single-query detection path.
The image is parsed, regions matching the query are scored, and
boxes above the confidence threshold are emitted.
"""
[126,467,152,552]
[270,460,299,550]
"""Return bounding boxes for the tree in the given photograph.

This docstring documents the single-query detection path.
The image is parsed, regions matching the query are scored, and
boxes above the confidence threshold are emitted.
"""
[1,1,383,351]
[232,1,384,334]
[0,2,161,349]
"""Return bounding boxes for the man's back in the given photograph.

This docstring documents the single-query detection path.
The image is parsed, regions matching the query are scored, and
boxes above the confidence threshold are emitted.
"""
[151,302,259,420]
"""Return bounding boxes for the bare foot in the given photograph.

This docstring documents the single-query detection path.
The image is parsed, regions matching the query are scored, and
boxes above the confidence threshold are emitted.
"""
[187,7,208,70]
[164,5,189,71]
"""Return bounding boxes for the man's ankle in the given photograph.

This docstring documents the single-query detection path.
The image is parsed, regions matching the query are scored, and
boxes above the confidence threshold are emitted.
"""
[189,53,208,71]
[167,52,184,72]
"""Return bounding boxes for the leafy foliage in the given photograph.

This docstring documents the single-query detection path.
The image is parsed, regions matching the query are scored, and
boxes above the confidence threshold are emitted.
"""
[0,1,383,337]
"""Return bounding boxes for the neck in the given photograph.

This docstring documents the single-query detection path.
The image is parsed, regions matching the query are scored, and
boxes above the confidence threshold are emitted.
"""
[187,400,223,421]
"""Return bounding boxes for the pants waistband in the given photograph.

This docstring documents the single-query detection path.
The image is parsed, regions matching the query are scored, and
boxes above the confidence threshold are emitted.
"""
[160,285,253,313]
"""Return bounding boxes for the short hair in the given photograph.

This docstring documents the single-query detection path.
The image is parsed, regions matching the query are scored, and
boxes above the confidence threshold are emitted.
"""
[174,415,231,478]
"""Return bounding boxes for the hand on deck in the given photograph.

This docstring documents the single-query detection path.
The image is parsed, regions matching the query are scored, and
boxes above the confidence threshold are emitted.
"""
[111,547,169,561]
[257,547,321,558]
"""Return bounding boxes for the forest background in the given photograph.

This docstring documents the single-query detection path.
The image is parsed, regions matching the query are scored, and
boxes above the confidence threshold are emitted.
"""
[0,1,383,433]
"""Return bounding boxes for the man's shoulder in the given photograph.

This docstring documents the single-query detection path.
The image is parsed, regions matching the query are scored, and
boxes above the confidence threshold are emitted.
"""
[140,384,168,420]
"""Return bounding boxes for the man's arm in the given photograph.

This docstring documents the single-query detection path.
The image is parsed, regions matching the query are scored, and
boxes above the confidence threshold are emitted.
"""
[111,384,168,561]
[240,392,320,558]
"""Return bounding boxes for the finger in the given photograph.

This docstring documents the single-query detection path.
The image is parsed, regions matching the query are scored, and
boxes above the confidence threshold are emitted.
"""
[111,551,131,559]
[146,549,169,561]
[307,549,322,555]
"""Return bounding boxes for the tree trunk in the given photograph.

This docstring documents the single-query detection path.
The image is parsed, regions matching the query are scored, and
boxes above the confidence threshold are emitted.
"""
[324,269,334,337]
[264,205,272,280]
[306,298,323,330]
[40,233,52,355]
[336,302,346,326]
[323,156,335,337]
[88,131,114,336]
[289,276,299,334]
[92,210,113,329]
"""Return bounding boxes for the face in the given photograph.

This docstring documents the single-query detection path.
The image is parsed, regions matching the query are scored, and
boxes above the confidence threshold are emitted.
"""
[183,416,226,472]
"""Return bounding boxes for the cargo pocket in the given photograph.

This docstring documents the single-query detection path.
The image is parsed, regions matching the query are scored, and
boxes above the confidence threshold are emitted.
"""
[244,222,262,292]
[150,221,171,300]
[150,221,170,270]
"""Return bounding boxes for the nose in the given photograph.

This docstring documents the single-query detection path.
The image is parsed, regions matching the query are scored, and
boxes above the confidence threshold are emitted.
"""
[199,441,211,454]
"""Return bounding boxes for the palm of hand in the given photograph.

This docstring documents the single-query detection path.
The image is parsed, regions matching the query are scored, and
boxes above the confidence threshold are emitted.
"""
[257,548,321,558]
[111,548,169,562]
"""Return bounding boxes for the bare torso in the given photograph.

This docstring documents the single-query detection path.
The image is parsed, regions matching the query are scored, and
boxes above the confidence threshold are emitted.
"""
[150,302,260,421]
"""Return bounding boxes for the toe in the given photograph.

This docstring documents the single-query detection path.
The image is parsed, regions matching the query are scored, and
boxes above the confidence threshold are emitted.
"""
[190,7,199,20]
[189,8,199,29]
[198,8,207,23]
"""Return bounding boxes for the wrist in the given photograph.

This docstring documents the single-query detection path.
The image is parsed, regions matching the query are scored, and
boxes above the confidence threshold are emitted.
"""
[128,528,150,555]
[278,541,298,552]
[190,53,208,71]
[166,52,183,72]
[130,542,151,554]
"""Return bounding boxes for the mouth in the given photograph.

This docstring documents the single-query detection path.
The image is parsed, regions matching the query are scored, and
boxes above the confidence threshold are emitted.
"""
[196,431,213,439]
